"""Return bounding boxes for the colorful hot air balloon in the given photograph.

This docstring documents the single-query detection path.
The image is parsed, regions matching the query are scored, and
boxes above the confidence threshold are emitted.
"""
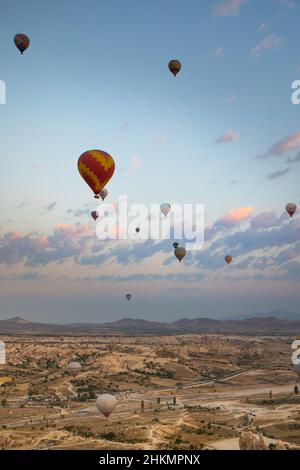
[67,361,82,377]
[225,255,233,265]
[168,59,181,77]
[174,246,186,262]
[95,394,118,417]
[14,34,30,54]
[160,203,171,217]
[173,242,179,249]
[78,150,115,199]
[99,188,108,201]
[91,211,99,221]
[286,203,297,218]
[126,294,132,301]
[135,227,140,233]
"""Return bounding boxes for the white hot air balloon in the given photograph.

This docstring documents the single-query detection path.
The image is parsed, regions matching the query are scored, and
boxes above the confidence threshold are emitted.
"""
[96,393,118,417]
[67,361,82,377]
[160,203,171,217]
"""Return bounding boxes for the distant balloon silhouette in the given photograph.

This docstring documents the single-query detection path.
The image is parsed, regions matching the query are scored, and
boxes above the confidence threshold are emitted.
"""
[174,246,186,262]
[173,242,179,249]
[126,294,132,301]
[135,227,140,233]
[225,255,233,265]
[286,203,297,218]
[14,34,30,54]
[99,188,108,201]
[160,203,171,217]
[91,211,99,221]
[168,59,181,77]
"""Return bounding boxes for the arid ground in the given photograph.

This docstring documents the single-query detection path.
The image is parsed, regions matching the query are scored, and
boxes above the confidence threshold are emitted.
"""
[0,334,299,450]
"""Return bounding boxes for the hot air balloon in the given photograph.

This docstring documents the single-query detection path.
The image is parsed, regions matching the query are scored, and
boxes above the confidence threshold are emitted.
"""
[78,150,115,199]
[126,294,132,301]
[286,203,297,218]
[95,394,118,417]
[14,34,30,54]
[168,59,181,77]
[160,203,171,217]
[91,211,99,221]
[67,361,82,377]
[135,227,140,233]
[99,188,108,201]
[174,246,186,262]
[225,255,233,265]
[173,242,179,249]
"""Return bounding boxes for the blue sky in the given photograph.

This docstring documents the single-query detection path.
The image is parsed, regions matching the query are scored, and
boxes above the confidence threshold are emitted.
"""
[0,0,300,322]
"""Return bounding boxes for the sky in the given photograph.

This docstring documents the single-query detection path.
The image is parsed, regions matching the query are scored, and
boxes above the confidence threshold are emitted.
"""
[0,0,300,323]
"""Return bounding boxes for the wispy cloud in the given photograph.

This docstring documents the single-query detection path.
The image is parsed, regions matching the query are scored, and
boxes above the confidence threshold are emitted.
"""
[210,47,224,57]
[214,0,246,16]
[266,168,291,180]
[216,129,240,144]
[224,95,237,105]
[257,131,300,159]
[45,202,58,212]
[259,22,268,32]
[251,34,283,58]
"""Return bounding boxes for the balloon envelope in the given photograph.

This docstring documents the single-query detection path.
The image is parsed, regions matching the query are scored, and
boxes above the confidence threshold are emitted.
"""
[91,211,99,221]
[14,34,30,54]
[96,393,118,417]
[225,255,233,265]
[174,246,186,262]
[126,294,132,301]
[173,242,179,249]
[99,189,108,201]
[78,150,115,198]
[67,361,82,377]
[168,59,181,77]
[160,203,171,217]
[286,203,297,218]
[135,227,140,233]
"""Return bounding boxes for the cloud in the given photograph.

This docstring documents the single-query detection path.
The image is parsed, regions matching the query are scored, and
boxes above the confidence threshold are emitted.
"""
[15,272,45,281]
[266,168,291,180]
[286,151,300,164]
[214,0,246,16]
[257,131,300,159]
[250,211,281,229]
[259,22,268,32]
[45,202,58,212]
[280,0,295,8]
[17,201,27,209]
[229,179,238,185]
[223,206,254,223]
[250,34,283,58]
[224,95,237,105]
[120,120,131,131]
[127,155,141,175]
[216,129,240,144]
[210,47,224,57]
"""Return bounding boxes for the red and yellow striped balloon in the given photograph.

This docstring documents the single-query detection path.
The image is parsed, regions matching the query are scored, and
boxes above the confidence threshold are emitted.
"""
[78,150,115,198]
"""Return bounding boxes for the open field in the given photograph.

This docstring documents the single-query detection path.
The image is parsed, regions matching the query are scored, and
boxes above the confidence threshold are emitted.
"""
[0,334,299,450]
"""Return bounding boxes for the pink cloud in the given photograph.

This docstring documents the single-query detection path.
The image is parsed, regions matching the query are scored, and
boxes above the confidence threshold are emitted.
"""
[214,0,246,16]
[216,129,240,144]
[258,131,300,158]
[224,207,255,223]
[251,34,283,57]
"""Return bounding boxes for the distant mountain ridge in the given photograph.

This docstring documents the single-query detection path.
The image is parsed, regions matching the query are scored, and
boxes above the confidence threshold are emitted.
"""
[0,314,300,336]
